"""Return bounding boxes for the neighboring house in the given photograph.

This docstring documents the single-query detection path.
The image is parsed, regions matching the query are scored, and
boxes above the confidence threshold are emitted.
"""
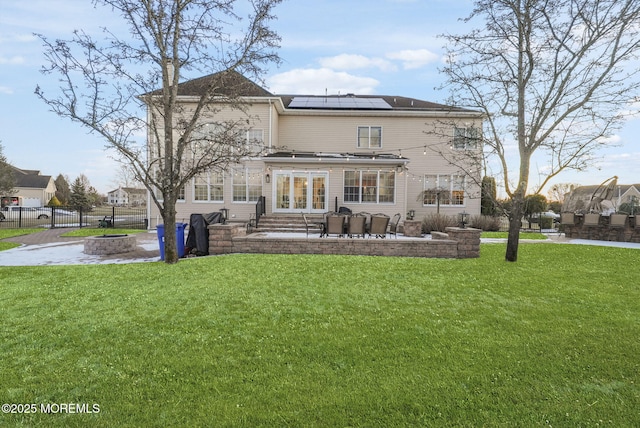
[107,187,147,206]
[614,185,640,212]
[562,183,640,214]
[144,71,484,227]
[0,166,56,207]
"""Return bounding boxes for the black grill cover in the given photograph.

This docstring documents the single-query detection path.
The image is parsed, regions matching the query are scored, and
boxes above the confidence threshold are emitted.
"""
[185,212,222,256]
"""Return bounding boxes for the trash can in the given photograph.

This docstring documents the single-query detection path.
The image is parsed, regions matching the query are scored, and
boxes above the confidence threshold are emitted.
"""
[157,223,187,260]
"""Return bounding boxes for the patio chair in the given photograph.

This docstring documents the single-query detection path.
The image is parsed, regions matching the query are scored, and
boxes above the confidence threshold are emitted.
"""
[348,214,366,238]
[608,213,628,241]
[326,214,346,238]
[388,213,401,238]
[583,213,600,239]
[359,212,371,233]
[583,213,601,226]
[319,211,336,237]
[560,212,575,226]
[609,214,627,228]
[369,213,390,238]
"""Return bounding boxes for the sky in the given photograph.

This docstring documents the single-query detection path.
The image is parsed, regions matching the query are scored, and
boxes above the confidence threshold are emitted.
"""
[1,0,639,197]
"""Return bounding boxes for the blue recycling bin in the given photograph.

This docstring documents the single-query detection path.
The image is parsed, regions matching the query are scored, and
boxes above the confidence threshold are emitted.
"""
[156,223,187,260]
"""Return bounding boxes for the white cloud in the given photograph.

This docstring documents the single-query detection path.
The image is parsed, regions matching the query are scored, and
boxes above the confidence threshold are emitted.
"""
[267,68,380,95]
[0,86,14,94]
[0,34,37,44]
[319,54,397,72]
[0,56,25,65]
[597,134,622,145]
[386,49,439,69]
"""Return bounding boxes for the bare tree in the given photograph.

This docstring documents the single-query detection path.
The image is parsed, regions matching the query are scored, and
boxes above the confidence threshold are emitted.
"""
[547,183,579,204]
[110,164,142,190]
[439,0,640,261]
[35,0,282,263]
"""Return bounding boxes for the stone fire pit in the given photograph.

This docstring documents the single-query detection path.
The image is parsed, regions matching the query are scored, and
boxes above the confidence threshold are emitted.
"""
[84,234,137,255]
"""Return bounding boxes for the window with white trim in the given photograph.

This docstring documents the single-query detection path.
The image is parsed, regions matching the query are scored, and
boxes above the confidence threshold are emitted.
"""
[246,128,264,154]
[152,169,185,202]
[453,127,480,150]
[357,126,382,148]
[232,168,263,202]
[194,171,224,202]
[423,174,465,206]
[343,170,395,203]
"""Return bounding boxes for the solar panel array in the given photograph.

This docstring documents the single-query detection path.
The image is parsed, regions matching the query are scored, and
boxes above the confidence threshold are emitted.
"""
[289,96,392,110]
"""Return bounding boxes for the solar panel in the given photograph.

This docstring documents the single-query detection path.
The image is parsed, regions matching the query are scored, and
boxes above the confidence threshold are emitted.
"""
[289,96,392,110]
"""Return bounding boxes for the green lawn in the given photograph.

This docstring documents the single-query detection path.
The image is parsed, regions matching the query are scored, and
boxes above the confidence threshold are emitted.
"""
[1,244,638,426]
[0,229,42,251]
[60,228,146,237]
[481,231,548,240]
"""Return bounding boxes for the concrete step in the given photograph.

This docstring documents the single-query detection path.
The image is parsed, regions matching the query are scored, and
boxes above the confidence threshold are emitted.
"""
[255,214,323,233]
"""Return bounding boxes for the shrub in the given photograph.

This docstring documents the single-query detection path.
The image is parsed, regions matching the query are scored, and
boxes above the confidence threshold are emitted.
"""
[469,214,502,231]
[422,213,458,233]
[539,216,553,229]
[47,195,62,207]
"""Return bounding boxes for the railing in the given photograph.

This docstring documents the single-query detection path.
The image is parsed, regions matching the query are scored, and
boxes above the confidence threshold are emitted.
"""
[0,206,148,229]
[255,196,265,228]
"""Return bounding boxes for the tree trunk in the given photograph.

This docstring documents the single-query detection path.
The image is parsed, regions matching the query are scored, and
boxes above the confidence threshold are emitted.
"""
[505,192,524,262]
[160,196,179,264]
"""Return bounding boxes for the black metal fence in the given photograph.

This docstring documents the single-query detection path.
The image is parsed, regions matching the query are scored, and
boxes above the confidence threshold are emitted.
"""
[0,206,148,230]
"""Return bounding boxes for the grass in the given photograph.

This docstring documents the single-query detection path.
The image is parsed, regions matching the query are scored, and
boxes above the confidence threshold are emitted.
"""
[0,229,42,251]
[60,228,147,237]
[481,231,548,240]
[1,244,639,426]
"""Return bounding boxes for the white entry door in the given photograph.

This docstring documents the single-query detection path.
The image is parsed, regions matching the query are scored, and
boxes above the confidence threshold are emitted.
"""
[274,171,328,213]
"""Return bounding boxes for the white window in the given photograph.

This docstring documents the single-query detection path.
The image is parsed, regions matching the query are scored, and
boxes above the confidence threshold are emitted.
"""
[343,170,395,203]
[453,127,480,150]
[194,172,224,202]
[152,169,185,202]
[246,128,264,154]
[232,168,263,202]
[423,174,465,206]
[357,126,382,148]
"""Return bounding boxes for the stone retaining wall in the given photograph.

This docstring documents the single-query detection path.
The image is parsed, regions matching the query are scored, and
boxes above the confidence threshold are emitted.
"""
[562,214,640,242]
[84,234,137,255]
[208,224,481,258]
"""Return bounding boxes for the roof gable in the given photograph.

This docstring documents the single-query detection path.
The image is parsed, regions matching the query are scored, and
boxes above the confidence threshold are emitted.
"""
[9,166,52,189]
[173,70,274,97]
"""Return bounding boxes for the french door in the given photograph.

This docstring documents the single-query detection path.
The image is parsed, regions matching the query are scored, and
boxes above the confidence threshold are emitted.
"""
[274,171,328,213]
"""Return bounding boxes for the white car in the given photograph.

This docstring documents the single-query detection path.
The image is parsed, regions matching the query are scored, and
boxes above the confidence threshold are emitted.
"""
[541,210,560,220]
[0,206,50,221]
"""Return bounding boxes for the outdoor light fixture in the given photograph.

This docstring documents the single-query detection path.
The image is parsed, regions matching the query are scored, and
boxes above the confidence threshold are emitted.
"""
[458,211,469,228]
[265,173,270,183]
[408,209,415,220]
[220,208,229,224]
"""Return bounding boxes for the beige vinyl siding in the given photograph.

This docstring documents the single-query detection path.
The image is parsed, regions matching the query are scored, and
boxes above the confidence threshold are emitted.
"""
[147,97,483,227]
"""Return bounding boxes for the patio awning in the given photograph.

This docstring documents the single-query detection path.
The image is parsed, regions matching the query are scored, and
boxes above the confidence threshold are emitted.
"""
[262,151,409,166]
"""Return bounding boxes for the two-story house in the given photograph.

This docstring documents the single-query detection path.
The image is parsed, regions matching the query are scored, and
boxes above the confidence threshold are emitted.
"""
[1,166,56,208]
[145,71,483,228]
[107,187,147,207]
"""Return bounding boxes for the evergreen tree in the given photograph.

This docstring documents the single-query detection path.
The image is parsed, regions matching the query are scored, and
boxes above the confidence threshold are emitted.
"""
[69,174,92,211]
[54,174,71,205]
[480,176,497,216]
